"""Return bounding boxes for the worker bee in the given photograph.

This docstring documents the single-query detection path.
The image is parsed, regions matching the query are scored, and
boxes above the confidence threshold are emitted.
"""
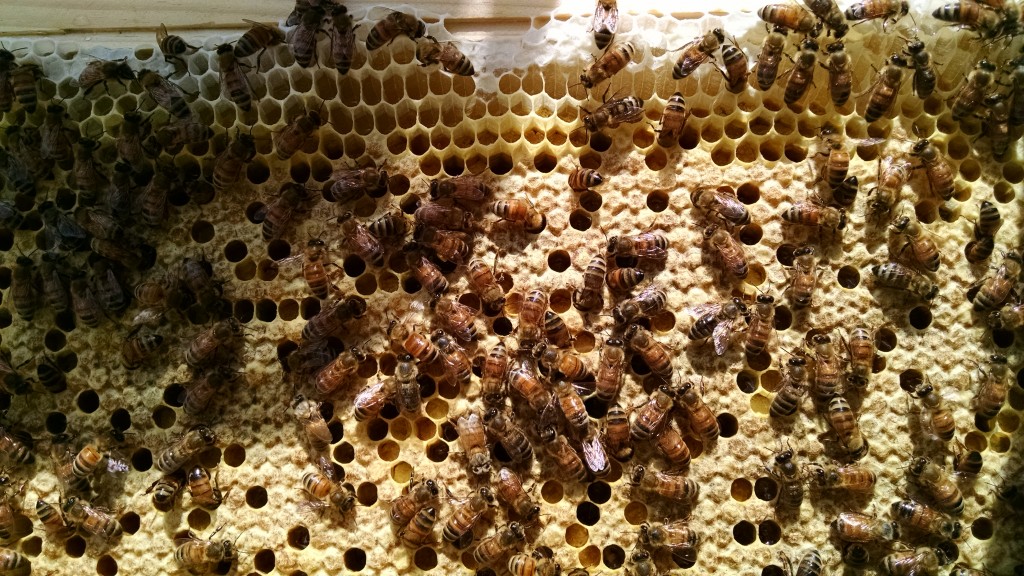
[508,550,561,576]
[881,547,944,576]
[415,201,474,232]
[68,442,107,479]
[948,563,991,576]
[832,511,898,543]
[754,26,787,91]
[807,0,849,36]
[613,285,667,326]
[62,496,123,542]
[548,435,587,482]
[809,332,843,410]
[892,499,961,539]
[688,297,749,356]
[78,58,135,95]
[625,550,657,576]
[410,226,470,265]
[389,320,440,365]
[901,38,936,98]
[607,230,668,260]
[186,466,223,510]
[484,409,534,464]
[970,251,1021,312]
[673,29,723,80]
[870,262,938,301]
[39,104,74,163]
[390,477,441,527]
[157,23,198,67]
[770,356,809,418]
[121,326,164,370]
[433,297,478,342]
[974,354,1008,422]
[37,253,69,316]
[293,394,332,453]
[154,117,213,151]
[1008,56,1024,127]
[592,0,619,49]
[9,64,40,113]
[718,35,750,94]
[691,185,750,227]
[393,353,421,416]
[480,342,510,406]
[366,11,426,51]
[744,294,775,357]
[630,386,675,441]
[907,379,956,441]
[339,214,386,268]
[787,246,819,309]
[429,175,490,206]
[606,267,645,293]
[629,465,700,504]
[310,347,360,397]
[371,211,411,241]
[965,235,996,264]
[568,166,604,192]
[653,420,691,470]
[0,58,13,115]
[953,441,983,477]
[603,402,633,461]
[868,156,913,221]
[981,93,1010,157]
[294,238,332,299]
[541,311,572,349]
[302,470,356,514]
[577,95,645,137]
[416,37,474,76]
[353,379,393,422]
[36,354,68,395]
[580,41,636,89]
[212,131,257,191]
[455,411,491,476]
[807,462,876,492]
[910,139,954,202]
[759,3,818,33]
[844,0,909,28]
[216,44,253,112]
[704,224,748,281]
[830,175,859,208]
[185,319,243,369]
[146,471,185,512]
[625,324,674,381]
[274,107,322,160]
[576,424,609,477]
[829,395,868,460]
[10,254,36,322]
[408,255,447,299]
[443,487,494,544]
[0,425,34,466]
[654,92,691,147]
[330,162,388,203]
[767,449,805,511]
[329,5,358,74]
[0,200,23,232]
[781,198,847,232]
[907,457,964,515]
[573,253,606,313]
[639,520,698,553]
[234,20,286,65]
[36,498,74,540]
[0,350,28,397]
[951,59,998,123]
[891,215,940,272]
[553,379,590,437]
[468,258,507,314]
[819,41,853,107]
[490,198,546,234]
[155,425,217,474]
[784,38,818,104]
[179,256,222,313]
[517,288,548,347]
[71,138,107,197]
[676,382,720,443]
[138,69,191,120]
[495,467,540,522]
[473,522,526,566]
[174,529,238,574]
[989,301,1024,330]
[290,6,325,68]
[863,54,906,123]
[508,357,552,414]
[434,330,472,386]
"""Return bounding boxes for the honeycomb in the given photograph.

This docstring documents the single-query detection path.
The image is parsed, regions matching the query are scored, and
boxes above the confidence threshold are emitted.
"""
[0,1,1023,575]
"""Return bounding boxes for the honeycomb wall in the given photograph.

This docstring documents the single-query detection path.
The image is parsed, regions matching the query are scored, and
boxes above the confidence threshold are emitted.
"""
[0,2,1022,575]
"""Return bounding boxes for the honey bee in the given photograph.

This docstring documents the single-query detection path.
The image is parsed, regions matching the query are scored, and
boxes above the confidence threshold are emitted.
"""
[592,0,619,50]
[807,462,876,492]
[509,550,561,576]
[429,175,490,205]
[989,300,1024,330]
[864,54,906,123]
[892,499,961,539]
[752,26,788,93]
[808,332,843,410]
[548,434,587,482]
[688,297,749,356]
[832,175,859,207]
[656,92,690,147]
[718,36,749,94]
[62,496,123,542]
[37,253,69,316]
[973,354,1008,422]
[435,330,472,386]
[653,421,691,470]
[949,563,990,576]
[829,395,868,460]
[157,23,198,67]
[952,59,997,122]
[353,379,393,422]
[744,294,775,357]
[371,211,411,242]
[293,394,332,453]
[216,44,253,111]
[910,139,954,202]
[490,198,546,234]
[759,3,818,33]
[0,549,28,575]
[891,215,940,272]
[844,0,909,28]
[36,354,68,395]
[814,41,851,108]
[630,465,700,504]
[393,353,421,416]
[508,357,552,413]
[415,201,474,232]
[613,285,667,327]
[971,251,1021,312]
[783,38,818,104]
[468,257,507,314]
[901,38,936,98]
[907,379,956,441]
[831,511,898,543]
[154,117,213,150]
[552,379,589,437]
[541,311,572,349]
[0,200,23,232]
[389,320,439,365]
[68,442,106,479]
[290,7,325,68]
[484,409,534,464]
[329,5,358,74]
[9,64,40,113]
[0,350,28,397]
[770,356,809,418]
[495,467,540,521]
[625,550,657,576]
[607,230,668,260]
[36,498,74,540]
[340,215,386,268]
[868,156,913,221]
[186,319,243,369]
[704,225,748,281]
[10,255,36,322]
[678,381,720,443]
[302,470,356,514]
[982,93,1010,157]
[965,235,995,264]
[443,487,494,544]
[767,449,804,511]
[781,198,847,233]
[71,138,106,197]
[517,288,548,346]
[416,37,474,76]
[39,104,74,163]
[433,297,478,342]
[577,95,645,137]
[155,425,217,474]
[952,441,983,477]
[186,466,223,510]
[880,547,943,576]
[138,69,192,120]
[1008,56,1024,127]
[212,131,256,191]
[455,411,491,476]
[909,459,964,515]
[691,185,750,227]
[603,402,633,461]
[625,324,674,381]
[147,472,185,512]
[630,386,675,441]
[330,162,388,203]
[121,326,164,370]
[0,53,13,114]
[787,246,820,309]
[575,424,608,478]
[366,11,426,51]
[480,342,510,405]
[174,530,238,573]
[673,29,723,80]
[639,520,698,553]
[473,522,526,566]
[274,108,322,160]
[234,20,286,65]
[606,267,645,293]
[0,425,34,466]
[870,262,938,301]
[580,41,636,89]
[573,253,606,313]
[568,166,604,192]
[289,238,333,299]
[390,478,441,527]
[78,58,135,95]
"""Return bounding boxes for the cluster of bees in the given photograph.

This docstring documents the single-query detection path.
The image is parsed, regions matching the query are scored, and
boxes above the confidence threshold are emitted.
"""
[0,0,1020,574]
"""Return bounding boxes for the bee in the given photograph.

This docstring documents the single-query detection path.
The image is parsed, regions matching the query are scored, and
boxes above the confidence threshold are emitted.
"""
[370,211,411,242]
[329,5,358,74]
[807,462,876,492]
[653,421,691,470]
[353,379,393,422]
[592,0,619,49]
[910,139,954,202]
[416,37,474,76]
[580,41,636,89]
[759,4,818,33]
[484,409,534,464]
[606,267,645,293]
[409,256,448,300]
[553,380,590,437]
[394,353,421,416]
[844,0,909,28]
[121,326,164,370]
[390,478,441,527]
[891,215,940,272]
[295,238,332,299]
[259,183,319,240]
[744,294,775,357]
[971,252,1021,312]
[989,301,1024,330]
[154,117,213,150]
[690,185,750,227]
[175,530,238,573]
[548,435,587,482]
[578,95,645,137]
[781,38,818,104]
[880,547,943,576]
[415,201,474,232]
[157,24,198,67]
[982,93,1010,157]
[432,297,478,342]
[72,137,108,195]
[274,107,322,160]
[868,156,913,221]
[36,498,74,540]
[788,246,820,309]
[901,38,936,98]
[507,356,550,412]
[767,449,804,511]
[291,7,325,68]
[949,563,990,576]
[179,256,222,313]
[831,175,859,208]
[212,132,257,191]
[718,35,749,94]
[829,395,868,460]
[36,354,68,395]
[466,258,507,314]
[455,411,491,476]
[340,215,389,269]
[656,92,690,147]
[952,442,983,477]
[1008,56,1024,128]
[508,550,561,576]
[68,442,106,479]
[673,29,723,80]
[155,425,217,474]
[38,253,70,315]
[479,342,510,406]
[864,54,906,123]
[62,496,123,542]
[817,41,853,108]
[292,394,332,453]
[0,200,23,232]
[0,49,16,113]
[688,297,749,356]
[146,472,185,512]
[473,522,526,566]
[186,319,243,369]
[78,58,135,95]
[953,59,997,122]
[630,386,675,441]
[704,225,748,281]
[443,487,494,544]
[0,549,28,576]
[216,44,253,111]
[973,354,1008,422]
[517,288,548,347]
[39,104,74,163]
[832,511,898,543]
[907,379,956,441]
[781,199,846,232]
[614,286,666,327]
[389,320,439,365]
[625,550,656,576]
[10,255,36,321]
[330,163,388,203]
[490,198,546,234]
[629,465,700,504]
[302,470,356,514]
[809,332,843,410]
[572,253,606,313]
[366,11,426,51]
[0,350,28,397]
[607,231,668,260]
[539,312,571,349]
[754,26,788,92]
[0,425,34,466]
[870,262,938,301]
[9,64,40,113]
[186,466,223,510]
[427,177,488,207]
[399,506,437,548]
[892,499,961,539]
[965,235,996,264]
[770,356,809,418]
[625,324,674,381]
[568,166,603,192]
[138,69,192,120]
[602,402,634,461]
[575,424,608,478]
[314,346,363,395]
[639,520,698,552]
[677,381,720,443]
[234,20,286,65]
[807,0,849,36]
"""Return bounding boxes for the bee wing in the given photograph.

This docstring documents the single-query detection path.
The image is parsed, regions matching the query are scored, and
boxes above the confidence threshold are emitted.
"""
[712,319,734,356]
[297,498,330,522]
[157,24,169,43]
[688,303,721,318]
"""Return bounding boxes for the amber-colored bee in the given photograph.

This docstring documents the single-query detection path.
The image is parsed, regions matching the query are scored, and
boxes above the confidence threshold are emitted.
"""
[718,36,749,94]
[952,442,983,476]
[216,44,253,111]
[868,156,912,220]
[467,258,507,314]
[495,467,540,522]
[443,487,493,544]
[508,550,561,576]
[625,324,674,381]
[507,357,551,413]
[787,246,819,309]
[578,95,645,137]
[902,38,936,98]
[607,231,668,260]
[330,162,388,203]
[891,215,940,272]
[640,520,698,554]
[291,6,325,68]
[881,547,943,576]
[433,297,477,342]
[339,216,386,269]
[844,0,909,28]
[366,11,426,51]
[908,456,964,515]
[606,267,645,293]
[186,466,223,510]
[389,320,439,365]
[744,294,775,357]
[653,421,691,470]
[212,131,256,191]
[548,434,587,482]
[274,108,322,160]
[592,0,619,49]
[490,198,546,234]
[908,380,955,441]
[407,256,446,300]
[36,498,74,540]
[580,41,636,89]
[434,330,472,386]
[809,333,843,410]
[910,139,954,202]
[138,69,192,120]
[754,26,787,92]
[551,380,588,437]
[293,394,332,453]
[673,29,723,80]
[704,225,748,281]
[175,530,237,573]
[677,382,720,443]
[328,5,358,74]
[974,354,1008,422]
[770,356,809,418]
[807,462,876,492]
[829,395,868,460]
[416,37,474,76]
[474,522,526,566]
[390,478,440,528]
[864,54,906,123]
[147,472,185,512]
[156,425,216,474]
[603,402,633,461]
[485,409,534,464]
[767,449,804,511]
[234,20,286,65]
[573,253,606,313]
[870,262,938,301]
[0,425,34,466]
[568,166,603,192]
[832,511,897,543]
[121,326,164,370]
[260,184,318,241]
[516,288,547,347]
[294,238,332,299]
[157,23,198,67]
[781,199,846,232]
[630,386,675,441]
[454,411,491,476]
[78,58,135,95]
[688,297,748,356]
[302,297,365,342]
[62,496,123,542]
[352,379,392,422]
[69,443,105,479]
[656,92,690,146]
[892,499,961,539]
[613,285,667,326]
[186,319,243,369]
[989,301,1024,331]
[415,201,474,232]
[782,38,818,104]
[759,3,818,33]
[630,465,700,504]
[971,251,1020,312]
[480,342,510,405]
[303,470,356,514]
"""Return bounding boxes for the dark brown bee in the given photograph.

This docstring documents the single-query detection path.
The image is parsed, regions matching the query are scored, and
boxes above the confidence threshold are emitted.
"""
[578,95,645,137]
[38,252,70,315]
[36,498,74,540]
[443,487,494,544]
[767,449,804,511]
[691,185,750,227]
[592,0,619,49]
[770,356,809,418]
[677,382,720,443]
[629,465,700,504]
[607,231,668,260]
[606,267,645,293]
[807,463,876,492]
[829,395,868,460]
[490,198,546,234]
[10,64,40,113]
[154,118,213,150]
[36,354,67,394]
[548,435,587,482]
[182,369,230,416]
[138,69,192,120]
[688,297,749,356]
[70,277,102,328]
[844,0,909,28]
[473,522,525,566]
[179,256,222,312]
[891,215,940,272]
[543,311,572,348]
[410,226,469,265]
[507,357,552,413]
[656,92,690,146]
[92,237,153,271]
[302,296,366,341]
[759,4,818,32]
[302,470,356,514]
[274,108,322,160]
[484,409,534,464]
[573,253,606,313]
[213,132,256,191]
[745,294,775,357]
[871,262,938,301]
[329,5,358,74]
[313,346,363,395]
[892,499,961,539]
[0,49,16,113]
[973,354,1008,422]
[72,137,107,194]
[832,511,898,542]
[216,44,253,111]
[952,442,983,476]
[417,37,474,76]
[78,58,135,95]
[966,235,996,264]
[908,456,964,515]
[433,297,477,343]
[330,162,388,203]
[135,164,175,228]
[788,246,819,308]
[639,520,698,556]
[603,402,633,461]
[704,225,748,280]
[951,59,995,121]
[428,178,488,211]
[121,326,164,369]
[613,285,667,325]
[39,201,88,252]
[809,333,842,409]
[187,466,223,509]
[259,183,318,240]
[580,41,636,89]
[234,20,286,66]
[480,341,509,405]
[970,251,1020,311]
[719,36,750,94]
[568,166,603,192]
[831,175,859,207]
[0,425,33,466]
[0,349,29,396]
[366,11,426,51]
[630,386,675,441]
[625,324,674,381]
[456,411,491,476]
[496,467,540,522]
[864,54,906,123]
[982,93,1010,157]
[784,38,818,105]
[353,379,393,422]
[155,426,217,475]
[755,26,787,91]
[0,200,23,232]
[157,24,198,67]
[807,0,849,36]
[411,255,448,299]
[673,29,723,80]
[820,41,852,107]
[1008,56,1024,128]
[415,201,474,231]
[62,497,123,542]
[902,38,936,98]
[339,213,385,267]
[910,139,954,201]
[291,6,325,68]
[39,104,74,163]
[370,211,411,241]
[653,420,691,470]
